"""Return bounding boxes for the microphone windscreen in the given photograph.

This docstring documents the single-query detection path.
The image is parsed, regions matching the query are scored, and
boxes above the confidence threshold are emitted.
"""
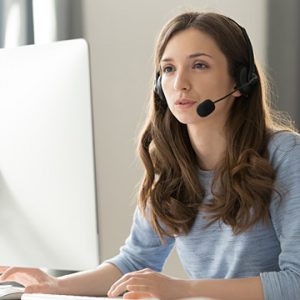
[197,100,215,117]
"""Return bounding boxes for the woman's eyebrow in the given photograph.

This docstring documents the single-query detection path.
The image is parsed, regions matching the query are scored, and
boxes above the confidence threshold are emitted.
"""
[188,52,213,59]
[161,52,213,62]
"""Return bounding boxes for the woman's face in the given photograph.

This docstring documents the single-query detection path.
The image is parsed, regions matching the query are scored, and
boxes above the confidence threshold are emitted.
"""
[160,28,240,126]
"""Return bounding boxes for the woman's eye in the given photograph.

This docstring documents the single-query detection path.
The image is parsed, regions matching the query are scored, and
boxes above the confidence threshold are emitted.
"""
[193,63,208,69]
[162,65,175,73]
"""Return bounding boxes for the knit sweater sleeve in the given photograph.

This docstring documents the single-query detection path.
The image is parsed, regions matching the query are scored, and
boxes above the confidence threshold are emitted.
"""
[104,207,175,274]
[260,132,300,300]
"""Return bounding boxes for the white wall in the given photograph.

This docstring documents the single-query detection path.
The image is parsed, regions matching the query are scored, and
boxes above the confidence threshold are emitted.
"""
[82,0,267,277]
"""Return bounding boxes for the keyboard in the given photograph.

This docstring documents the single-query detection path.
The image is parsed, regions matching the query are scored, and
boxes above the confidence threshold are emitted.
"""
[0,285,24,300]
[22,294,123,300]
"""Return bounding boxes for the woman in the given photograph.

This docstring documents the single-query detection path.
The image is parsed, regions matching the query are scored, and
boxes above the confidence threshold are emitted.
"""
[1,11,300,300]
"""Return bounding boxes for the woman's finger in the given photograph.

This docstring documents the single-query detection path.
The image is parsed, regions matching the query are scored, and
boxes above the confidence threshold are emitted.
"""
[0,268,46,286]
[25,285,43,294]
[134,268,153,274]
[1,268,39,279]
[0,267,9,274]
[108,273,131,295]
[24,283,53,294]
[108,279,131,297]
[126,285,151,293]
[109,269,153,293]
[123,291,156,299]
[108,277,149,298]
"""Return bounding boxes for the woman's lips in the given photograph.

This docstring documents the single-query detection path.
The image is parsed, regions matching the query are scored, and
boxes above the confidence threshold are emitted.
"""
[175,98,197,108]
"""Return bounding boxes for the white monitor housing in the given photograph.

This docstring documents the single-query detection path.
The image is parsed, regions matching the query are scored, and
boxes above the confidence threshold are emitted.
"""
[0,39,100,270]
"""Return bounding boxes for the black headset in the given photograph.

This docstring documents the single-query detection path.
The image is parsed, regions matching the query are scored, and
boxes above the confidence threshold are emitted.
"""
[154,19,258,103]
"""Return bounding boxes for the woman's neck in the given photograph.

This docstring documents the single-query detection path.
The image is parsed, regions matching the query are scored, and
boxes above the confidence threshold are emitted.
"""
[187,124,227,171]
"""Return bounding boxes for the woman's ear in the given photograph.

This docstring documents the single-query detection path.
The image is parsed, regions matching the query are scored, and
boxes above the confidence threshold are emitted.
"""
[232,88,242,98]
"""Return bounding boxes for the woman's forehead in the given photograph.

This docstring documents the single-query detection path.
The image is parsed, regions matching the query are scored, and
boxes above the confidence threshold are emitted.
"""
[161,28,225,64]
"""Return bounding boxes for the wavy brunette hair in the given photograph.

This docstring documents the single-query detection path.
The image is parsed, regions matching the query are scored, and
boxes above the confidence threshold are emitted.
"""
[138,12,295,240]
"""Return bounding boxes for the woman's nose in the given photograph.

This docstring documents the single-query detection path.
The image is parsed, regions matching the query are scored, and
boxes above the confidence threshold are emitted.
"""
[173,71,191,91]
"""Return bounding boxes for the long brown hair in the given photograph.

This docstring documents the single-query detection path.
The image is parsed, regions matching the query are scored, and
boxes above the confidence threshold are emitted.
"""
[138,12,296,240]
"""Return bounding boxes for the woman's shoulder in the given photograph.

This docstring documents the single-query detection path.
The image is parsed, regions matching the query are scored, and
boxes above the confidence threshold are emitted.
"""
[268,130,300,150]
[268,130,300,164]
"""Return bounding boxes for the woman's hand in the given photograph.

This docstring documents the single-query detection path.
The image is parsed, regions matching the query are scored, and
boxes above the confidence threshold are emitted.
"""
[0,267,61,294]
[107,268,190,300]
[0,266,9,274]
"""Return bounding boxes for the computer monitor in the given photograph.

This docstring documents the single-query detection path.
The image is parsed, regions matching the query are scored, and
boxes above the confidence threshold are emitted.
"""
[0,39,100,271]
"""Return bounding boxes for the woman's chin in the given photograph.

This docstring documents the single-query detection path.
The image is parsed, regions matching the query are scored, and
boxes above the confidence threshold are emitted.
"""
[174,114,202,125]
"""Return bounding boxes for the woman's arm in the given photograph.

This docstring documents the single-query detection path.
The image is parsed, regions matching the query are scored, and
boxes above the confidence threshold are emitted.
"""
[187,276,263,300]
[107,269,264,300]
[0,263,122,296]
[57,263,123,296]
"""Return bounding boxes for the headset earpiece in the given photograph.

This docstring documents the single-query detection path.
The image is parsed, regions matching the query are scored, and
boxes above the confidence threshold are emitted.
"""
[230,22,258,97]
[154,73,166,101]
[236,65,251,96]
[235,65,258,97]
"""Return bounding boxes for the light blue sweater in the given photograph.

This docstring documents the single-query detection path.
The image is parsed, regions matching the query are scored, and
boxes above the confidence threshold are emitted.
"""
[106,131,300,300]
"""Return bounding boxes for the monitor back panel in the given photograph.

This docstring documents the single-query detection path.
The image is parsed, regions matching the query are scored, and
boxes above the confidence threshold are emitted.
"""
[0,39,100,270]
